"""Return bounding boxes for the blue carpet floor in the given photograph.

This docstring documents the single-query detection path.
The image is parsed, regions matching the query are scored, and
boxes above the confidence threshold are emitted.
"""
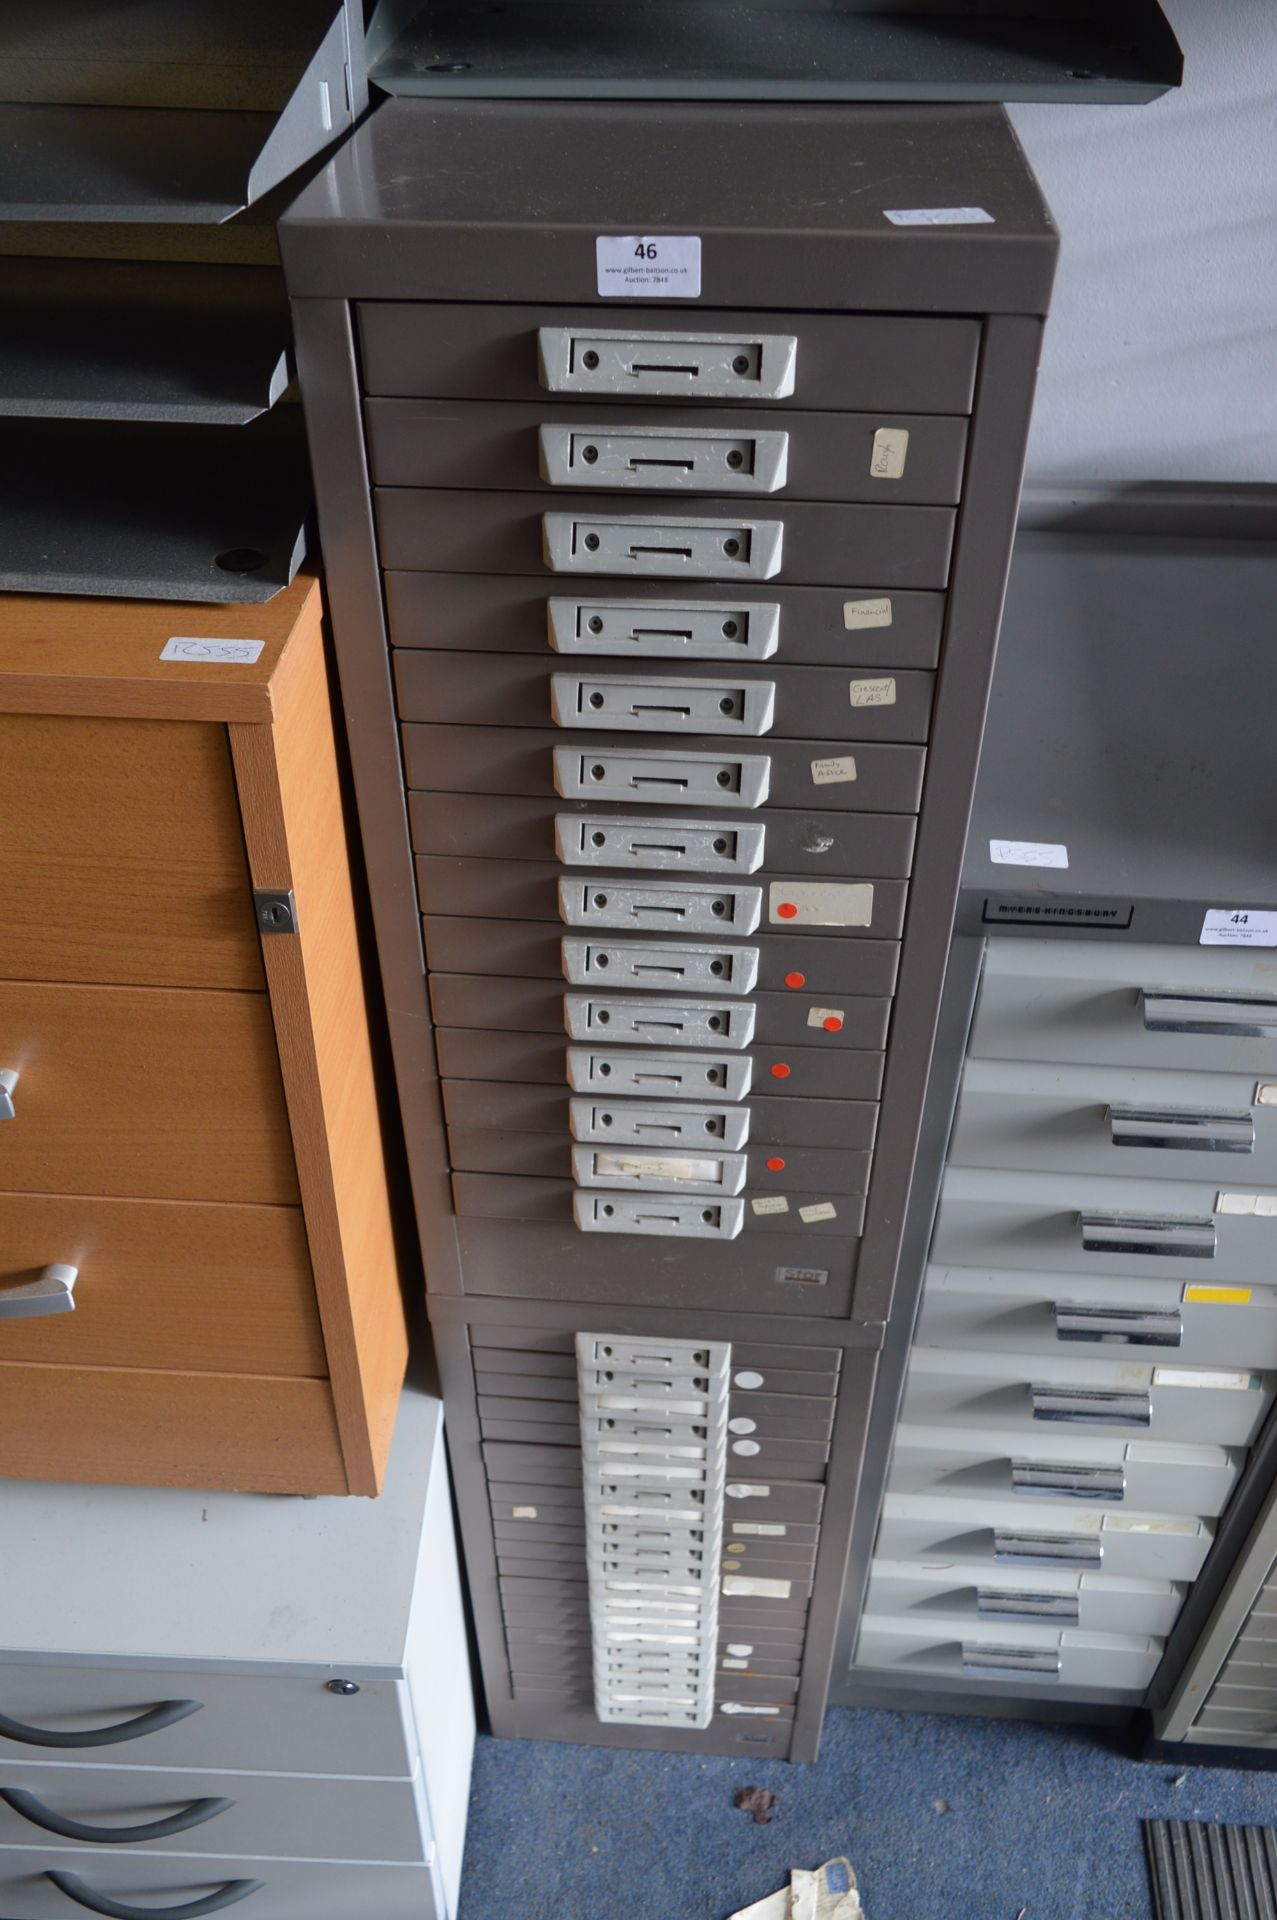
[456,1707,1277,1920]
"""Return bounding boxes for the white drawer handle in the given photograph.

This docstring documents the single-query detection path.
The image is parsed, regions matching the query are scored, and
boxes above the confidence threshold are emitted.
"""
[0,1263,77,1320]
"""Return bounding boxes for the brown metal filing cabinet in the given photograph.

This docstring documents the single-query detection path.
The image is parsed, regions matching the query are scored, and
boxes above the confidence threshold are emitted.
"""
[0,577,408,1494]
[280,99,1057,1755]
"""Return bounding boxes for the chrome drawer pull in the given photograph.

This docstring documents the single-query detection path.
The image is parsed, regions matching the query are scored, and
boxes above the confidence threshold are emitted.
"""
[1,1787,231,1845]
[537,326,798,401]
[1109,1104,1255,1154]
[1011,1460,1126,1502]
[1142,991,1277,1037]
[1032,1385,1152,1426]
[976,1589,1080,1624]
[962,1644,1061,1677]
[0,1262,78,1321]
[1055,1303,1183,1348]
[1079,1212,1216,1258]
[0,1699,200,1749]
[45,1871,262,1920]
[993,1530,1102,1568]
[0,1067,16,1119]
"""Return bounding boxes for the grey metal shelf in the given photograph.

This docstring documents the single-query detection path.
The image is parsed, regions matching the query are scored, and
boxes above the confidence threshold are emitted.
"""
[0,409,311,603]
[367,0,1182,104]
[0,259,290,423]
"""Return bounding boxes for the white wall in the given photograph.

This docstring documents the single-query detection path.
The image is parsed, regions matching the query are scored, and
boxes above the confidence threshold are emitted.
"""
[1008,0,1277,485]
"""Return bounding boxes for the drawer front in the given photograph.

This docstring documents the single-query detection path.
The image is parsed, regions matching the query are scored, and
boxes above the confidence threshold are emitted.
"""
[0,1850,437,1920]
[410,791,917,880]
[0,714,263,993]
[403,722,928,816]
[901,1347,1273,1448]
[396,650,934,746]
[917,1268,1277,1371]
[888,1424,1243,1519]
[857,1617,1161,1693]
[876,1494,1211,1582]
[0,981,297,1207]
[865,1559,1184,1639]
[442,1080,880,1153]
[375,489,956,591]
[950,1058,1277,1187]
[452,1171,864,1239]
[972,939,1277,1076]
[385,571,944,669]
[425,917,901,999]
[0,1763,428,1864]
[0,1367,348,1495]
[0,1669,410,1778]
[0,1194,323,1378]
[357,303,981,415]
[366,399,969,507]
[450,1127,869,1199]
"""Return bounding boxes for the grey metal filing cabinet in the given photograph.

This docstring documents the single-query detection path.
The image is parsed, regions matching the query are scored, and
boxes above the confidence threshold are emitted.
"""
[0,1387,474,1920]
[280,99,1056,1757]
[838,494,1277,1722]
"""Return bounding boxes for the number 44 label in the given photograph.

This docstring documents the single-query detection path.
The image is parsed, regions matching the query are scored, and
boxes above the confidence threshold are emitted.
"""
[597,235,702,298]
[1201,909,1277,948]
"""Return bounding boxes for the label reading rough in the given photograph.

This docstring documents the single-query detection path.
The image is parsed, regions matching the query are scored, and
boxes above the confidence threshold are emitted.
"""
[811,755,857,786]
[849,676,896,708]
[869,428,909,479]
[843,597,893,630]
[1200,909,1277,948]
[597,235,701,298]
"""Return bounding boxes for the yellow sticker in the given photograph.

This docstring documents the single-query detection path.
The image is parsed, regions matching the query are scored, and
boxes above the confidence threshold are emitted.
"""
[1184,1285,1252,1305]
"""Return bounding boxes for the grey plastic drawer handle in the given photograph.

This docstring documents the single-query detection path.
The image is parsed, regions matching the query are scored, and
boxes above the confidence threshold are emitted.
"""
[0,1263,78,1321]
[2,1787,232,1845]
[962,1644,1061,1677]
[1031,1385,1152,1426]
[1079,1212,1216,1258]
[45,1872,261,1920]
[1055,1302,1183,1348]
[0,1700,201,1748]
[1142,991,1277,1037]
[0,1067,16,1119]
[1109,1104,1255,1153]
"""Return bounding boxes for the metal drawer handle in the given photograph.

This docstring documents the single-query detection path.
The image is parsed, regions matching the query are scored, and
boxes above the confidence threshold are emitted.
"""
[1143,991,1277,1037]
[962,1644,1061,1677]
[977,1588,1080,1624]
[0,1263,78,1321]
[0,1700,201,1749]
[994,1530,1102,1567]
[1109,1104,1255,1154]
[46,1872,261,1920]
[1031,1385,1152,1426]
[1055,1302,1183,1348]
[0,1068,16,1119]
[2,1787,232,1845]
[1011,1459,1126,1501]
[1079,1212,1216,1258]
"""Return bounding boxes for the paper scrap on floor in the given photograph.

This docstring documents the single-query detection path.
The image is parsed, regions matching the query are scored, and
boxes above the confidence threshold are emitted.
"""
[729,1856,861,1920]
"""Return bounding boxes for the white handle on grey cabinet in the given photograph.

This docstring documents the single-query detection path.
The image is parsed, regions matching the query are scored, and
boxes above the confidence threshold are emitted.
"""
[0,1264,77,1319]
[0,1068,17,1120]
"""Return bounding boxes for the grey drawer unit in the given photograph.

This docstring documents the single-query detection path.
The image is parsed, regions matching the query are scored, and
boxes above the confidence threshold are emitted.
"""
[281,98,1054,1754]
[0,1390,474,1920]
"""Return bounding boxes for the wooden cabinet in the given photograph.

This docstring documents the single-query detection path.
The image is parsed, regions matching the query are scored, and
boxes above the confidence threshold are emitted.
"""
[0,578,408,1494]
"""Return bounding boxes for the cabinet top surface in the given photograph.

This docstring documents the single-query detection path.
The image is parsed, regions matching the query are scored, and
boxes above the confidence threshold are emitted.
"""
[0,1387,442,1670]
[0,570,320,722]
[280,99,1057,311]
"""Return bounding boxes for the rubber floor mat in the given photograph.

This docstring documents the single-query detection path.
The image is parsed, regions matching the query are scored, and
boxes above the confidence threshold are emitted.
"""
[1145,1819,1277,1919]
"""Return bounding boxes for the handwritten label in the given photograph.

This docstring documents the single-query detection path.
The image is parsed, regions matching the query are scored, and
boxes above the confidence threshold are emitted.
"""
[849,676,897,708]
[990,839,1070,869]
[161,637,264,664]
[512,1506,538,1519]
[807,1005,844,1029]
[1201,909,1277,947]
[884,206,994,226]
[869,427,909,479]
[811,755,857,786]
[597,234,701,298]
[751,1195,789,1217]
[844,597,893,630]
[799,1201,837,1224]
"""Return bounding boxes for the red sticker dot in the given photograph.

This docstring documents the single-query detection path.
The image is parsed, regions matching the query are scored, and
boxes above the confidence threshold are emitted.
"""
[784,971,806,990]
[770,1062,791,1080]
[766,1156,786,1172]
[776,901,799,920]
[823,1015,844,1033]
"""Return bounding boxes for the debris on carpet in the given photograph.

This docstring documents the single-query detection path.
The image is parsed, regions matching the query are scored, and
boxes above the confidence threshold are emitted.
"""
[734,1787,779,1826]
[728,1856,861,1919]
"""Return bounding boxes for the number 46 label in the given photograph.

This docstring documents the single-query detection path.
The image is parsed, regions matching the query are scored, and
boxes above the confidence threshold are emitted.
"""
[1201,909,1277,948]
[597,234,702,298]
